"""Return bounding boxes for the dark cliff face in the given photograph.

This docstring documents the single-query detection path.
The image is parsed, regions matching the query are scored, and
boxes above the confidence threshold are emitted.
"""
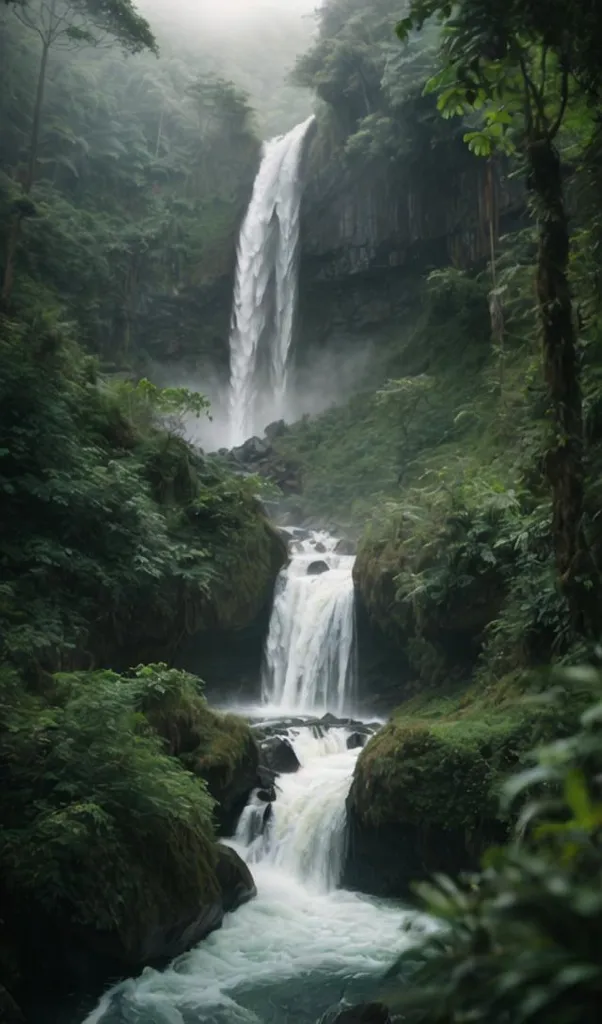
[299,140,524,286]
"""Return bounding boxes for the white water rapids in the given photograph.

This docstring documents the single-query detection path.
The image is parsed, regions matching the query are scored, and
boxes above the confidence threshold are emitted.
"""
[84,726,426,1024]
[81,532,428,1024]
[228,116,315,447]
[262,531,357,717]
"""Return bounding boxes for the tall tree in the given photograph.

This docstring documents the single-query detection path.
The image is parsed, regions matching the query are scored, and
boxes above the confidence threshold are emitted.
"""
[398,0,602,632]
[1,0,156,302]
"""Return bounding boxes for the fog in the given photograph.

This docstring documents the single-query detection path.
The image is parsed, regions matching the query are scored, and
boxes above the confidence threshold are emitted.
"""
[153,338,375,454]
[138,0,319,135]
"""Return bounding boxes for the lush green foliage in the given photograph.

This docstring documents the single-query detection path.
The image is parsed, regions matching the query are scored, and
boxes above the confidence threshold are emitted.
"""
[0,316,283,675]
[0,3,259,368]
[385,668,602,1024]
[0,308,281,999]
[0,664,218,946]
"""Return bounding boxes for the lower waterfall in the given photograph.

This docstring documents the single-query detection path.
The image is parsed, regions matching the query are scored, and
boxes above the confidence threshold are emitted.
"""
[83,725,426,1024]
[261,531,357,716]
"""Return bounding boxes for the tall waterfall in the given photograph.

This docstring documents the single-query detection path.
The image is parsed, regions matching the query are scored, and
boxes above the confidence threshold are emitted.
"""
[228,116,315,447]
[261,532,357,716]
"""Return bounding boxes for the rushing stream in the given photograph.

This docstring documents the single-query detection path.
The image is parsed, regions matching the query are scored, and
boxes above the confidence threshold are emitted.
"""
[84,726,423,1024]
[81,532,426,1024]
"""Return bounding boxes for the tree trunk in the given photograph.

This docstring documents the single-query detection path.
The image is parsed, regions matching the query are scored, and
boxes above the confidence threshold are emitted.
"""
[528,136,594,632]
[1,35,50,303]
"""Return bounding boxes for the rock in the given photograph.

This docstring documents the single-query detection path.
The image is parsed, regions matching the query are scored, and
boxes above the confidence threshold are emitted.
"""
[314,541,327,553]
[198,729,260,837]
[262,803,273,832]
[346,732,366,751]
[335,538,356,555]
[256,786,276,802]
[307,560,330,576]
[215,845,257,913]
[0,985,25,1024]
[257,764,277,789]
[260,736,301,774]
[265,420,288,441]
[318,1003,392,1024]
[321,712,342,727]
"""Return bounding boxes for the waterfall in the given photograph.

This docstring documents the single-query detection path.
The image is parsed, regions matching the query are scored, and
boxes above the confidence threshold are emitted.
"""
[84,726,429,1024]
[236,727,353,892]
[262,531,357,717]
[228,116,315,447]
[80,535,433,1024]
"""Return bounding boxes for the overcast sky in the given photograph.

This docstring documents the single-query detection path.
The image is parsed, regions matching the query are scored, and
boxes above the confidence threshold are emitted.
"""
[138,0,319,32]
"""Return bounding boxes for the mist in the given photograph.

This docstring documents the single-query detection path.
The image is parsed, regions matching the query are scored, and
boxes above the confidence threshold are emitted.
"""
[137,0,319,136]
[153,338,376,454]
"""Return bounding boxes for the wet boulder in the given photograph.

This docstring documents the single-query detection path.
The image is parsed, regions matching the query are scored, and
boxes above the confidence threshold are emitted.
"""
[260,736,300,774]
[335,538,356,556]
[216,845,257,913]
[265,420,288,441]
[256,786,276,802]
[307,560,330,576]
[346,732,367,751]
[256,764,277,789]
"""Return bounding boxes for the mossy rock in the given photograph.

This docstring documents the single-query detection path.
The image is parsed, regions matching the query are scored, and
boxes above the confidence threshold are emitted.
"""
[352,721,500,834]
[184,709,260,833]
[138,667,260,833]
[207,514,288,633]
[345,688,544,896]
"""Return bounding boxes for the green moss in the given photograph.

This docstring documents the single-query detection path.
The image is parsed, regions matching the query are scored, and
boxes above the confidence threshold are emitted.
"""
[208,512,288,632]
[190,710,256,785]
[132,663,258,815]
[352,675,596,840]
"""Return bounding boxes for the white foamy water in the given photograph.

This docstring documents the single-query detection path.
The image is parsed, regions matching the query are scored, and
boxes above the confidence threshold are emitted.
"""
[83,727,427,1024]
[262,532,357,717]
[228,116,315,446]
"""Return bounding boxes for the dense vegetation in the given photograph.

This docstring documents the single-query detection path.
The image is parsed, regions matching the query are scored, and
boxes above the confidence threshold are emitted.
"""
[268,0,602,936]
[384,666,602,1024]
[282,3,602,1022]
[276,0,602,690]
[0,1,289,1015]
[3,0,602,1021]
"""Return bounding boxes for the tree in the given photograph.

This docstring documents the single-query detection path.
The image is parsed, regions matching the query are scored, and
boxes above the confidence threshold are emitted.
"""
[1,0,156,302]
[398,0,602,632]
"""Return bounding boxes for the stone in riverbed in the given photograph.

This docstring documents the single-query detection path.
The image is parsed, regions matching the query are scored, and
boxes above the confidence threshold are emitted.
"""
[260,735,301,774]
[256,786,276,802]
[256,764,277,789]
[307,560,330,576]
[346,731,366,751]
[215,845,257,913]
[335,537,356,555]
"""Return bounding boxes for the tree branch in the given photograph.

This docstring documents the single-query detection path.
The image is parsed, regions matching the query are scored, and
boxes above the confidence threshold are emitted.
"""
[549,64,570,140]
[517,49,547,134]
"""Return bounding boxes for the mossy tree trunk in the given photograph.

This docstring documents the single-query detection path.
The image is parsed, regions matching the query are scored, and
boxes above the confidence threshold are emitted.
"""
[528,136,594,632]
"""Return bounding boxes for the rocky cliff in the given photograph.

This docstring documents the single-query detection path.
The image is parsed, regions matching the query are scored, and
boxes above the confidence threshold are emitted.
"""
[301,137,523,283]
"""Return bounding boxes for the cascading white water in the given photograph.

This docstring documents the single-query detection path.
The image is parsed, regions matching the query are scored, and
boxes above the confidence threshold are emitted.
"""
[238,727,354,892]
[261,531,357,716]
[84,727,430,1024]
[228,116,315,447]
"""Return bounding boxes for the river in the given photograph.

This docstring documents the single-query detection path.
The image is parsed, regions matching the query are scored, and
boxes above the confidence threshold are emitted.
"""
[80,532,425,1024]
